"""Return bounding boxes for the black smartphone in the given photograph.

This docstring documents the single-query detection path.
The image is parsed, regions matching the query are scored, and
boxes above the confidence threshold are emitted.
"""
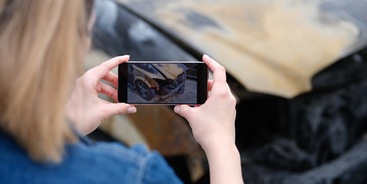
[118,61,208,105]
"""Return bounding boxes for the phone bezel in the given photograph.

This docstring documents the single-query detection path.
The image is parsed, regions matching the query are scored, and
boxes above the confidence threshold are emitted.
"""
[118,61,208,105]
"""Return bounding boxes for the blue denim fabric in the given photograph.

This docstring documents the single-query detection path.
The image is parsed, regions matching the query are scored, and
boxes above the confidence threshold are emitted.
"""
[0,131,183,184]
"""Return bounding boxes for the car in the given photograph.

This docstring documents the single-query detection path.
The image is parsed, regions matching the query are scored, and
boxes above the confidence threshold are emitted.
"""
[127,63,187,101]
[91,0,367,183]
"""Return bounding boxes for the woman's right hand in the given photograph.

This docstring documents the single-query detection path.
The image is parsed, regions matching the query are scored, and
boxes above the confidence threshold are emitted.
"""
[174,54,237,151]
[174,55,243,184]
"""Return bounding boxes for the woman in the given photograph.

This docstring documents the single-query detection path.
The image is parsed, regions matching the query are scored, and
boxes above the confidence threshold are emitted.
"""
[0,0,243,183]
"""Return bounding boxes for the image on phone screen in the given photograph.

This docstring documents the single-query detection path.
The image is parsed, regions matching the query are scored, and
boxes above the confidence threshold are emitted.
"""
[118,61,208,105]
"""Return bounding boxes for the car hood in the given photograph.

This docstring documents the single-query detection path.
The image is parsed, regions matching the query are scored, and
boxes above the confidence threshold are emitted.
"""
[118,0,367,98]
[152,64,185,80]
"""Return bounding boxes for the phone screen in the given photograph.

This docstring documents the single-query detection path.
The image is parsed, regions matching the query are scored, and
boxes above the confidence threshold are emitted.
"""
[118,61,208,105]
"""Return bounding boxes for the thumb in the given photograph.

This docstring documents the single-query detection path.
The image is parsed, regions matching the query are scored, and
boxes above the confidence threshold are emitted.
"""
[174,105,192,119]
[102,103,137,117]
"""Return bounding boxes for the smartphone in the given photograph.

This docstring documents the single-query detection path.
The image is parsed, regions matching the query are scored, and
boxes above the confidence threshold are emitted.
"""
[118,61,208,105]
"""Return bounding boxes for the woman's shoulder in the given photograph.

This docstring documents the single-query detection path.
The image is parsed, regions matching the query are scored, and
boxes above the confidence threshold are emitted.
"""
[63,138,182,183]
[0,132,182,184]
[70,137,183,184]
[75,139,153,165]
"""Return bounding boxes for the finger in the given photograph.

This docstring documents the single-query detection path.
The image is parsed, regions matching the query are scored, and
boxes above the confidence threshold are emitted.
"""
[174,105,193,119]
[97,81,118,102]
[102,103,137,117]
[92,55,130,79]
[202,54,226,84]
[207,79,214,91]
[102,71,118,87]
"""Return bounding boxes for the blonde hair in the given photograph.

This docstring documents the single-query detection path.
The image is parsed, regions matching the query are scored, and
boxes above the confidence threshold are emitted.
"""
[0,0,92,162]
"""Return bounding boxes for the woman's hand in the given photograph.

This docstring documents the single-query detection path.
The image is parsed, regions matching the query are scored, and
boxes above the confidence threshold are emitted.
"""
[174,55,243,184]
[174,55,237,150]
[66,55,137,135]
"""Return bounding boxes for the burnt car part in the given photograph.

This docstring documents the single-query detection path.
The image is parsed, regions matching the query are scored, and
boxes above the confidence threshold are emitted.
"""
[237,47,367,184]
[116,0,367,98]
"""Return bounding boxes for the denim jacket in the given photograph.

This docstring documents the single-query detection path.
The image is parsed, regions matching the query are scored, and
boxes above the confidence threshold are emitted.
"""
[0,131,182,184]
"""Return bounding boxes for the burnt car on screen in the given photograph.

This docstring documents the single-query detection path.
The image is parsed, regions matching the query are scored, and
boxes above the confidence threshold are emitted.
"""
[127,63,187,101]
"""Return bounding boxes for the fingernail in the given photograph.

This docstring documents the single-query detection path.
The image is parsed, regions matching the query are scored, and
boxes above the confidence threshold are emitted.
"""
[174,106,180,113]
[122,55,130,60]
[127,106,136,113]
[203,54,210,59]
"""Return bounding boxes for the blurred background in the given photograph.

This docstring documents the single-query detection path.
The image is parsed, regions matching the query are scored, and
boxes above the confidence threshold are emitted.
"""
[86,0,367,183]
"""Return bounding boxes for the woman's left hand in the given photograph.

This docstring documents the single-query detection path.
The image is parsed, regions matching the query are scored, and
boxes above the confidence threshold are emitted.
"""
[66,55,137,135]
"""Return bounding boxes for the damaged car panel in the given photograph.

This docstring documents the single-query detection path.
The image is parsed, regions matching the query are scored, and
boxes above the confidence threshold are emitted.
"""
[128,63,187,101]
[117,0,366,98]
